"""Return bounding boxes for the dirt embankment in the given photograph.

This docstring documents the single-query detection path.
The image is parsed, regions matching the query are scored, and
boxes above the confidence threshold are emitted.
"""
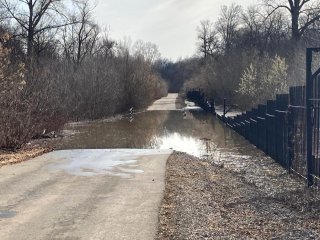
[0,134,61,168]
[0,147,52,168]
[157,152,320,240]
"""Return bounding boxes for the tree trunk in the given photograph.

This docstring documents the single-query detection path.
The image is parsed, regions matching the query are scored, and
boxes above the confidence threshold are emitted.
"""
[291,3,301,41]
[27,0,34,58]
[27,29,34,58]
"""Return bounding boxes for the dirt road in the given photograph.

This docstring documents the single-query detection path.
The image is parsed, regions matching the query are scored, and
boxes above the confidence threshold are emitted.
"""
[0,149,172,240]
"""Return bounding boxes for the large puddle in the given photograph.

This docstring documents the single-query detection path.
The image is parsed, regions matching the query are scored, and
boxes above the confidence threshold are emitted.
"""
[44,109,243,178]
[49,108,305,194]
[56,110,242,158]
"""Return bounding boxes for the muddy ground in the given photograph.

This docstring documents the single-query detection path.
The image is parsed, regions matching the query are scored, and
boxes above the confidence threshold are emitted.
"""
[157,152,320,240]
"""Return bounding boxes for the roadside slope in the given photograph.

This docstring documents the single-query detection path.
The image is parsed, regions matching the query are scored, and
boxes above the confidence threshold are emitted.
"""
[157,152,320,240]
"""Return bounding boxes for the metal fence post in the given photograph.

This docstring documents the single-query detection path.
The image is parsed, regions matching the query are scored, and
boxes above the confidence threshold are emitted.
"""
[306,48,314,186]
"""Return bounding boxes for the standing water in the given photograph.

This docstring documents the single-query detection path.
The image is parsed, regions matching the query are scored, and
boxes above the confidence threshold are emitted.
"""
[57,110,241,158]
[50,105,305,194]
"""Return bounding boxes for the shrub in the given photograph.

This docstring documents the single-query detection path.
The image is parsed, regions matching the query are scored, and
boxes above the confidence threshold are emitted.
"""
[237,55,288,108]
[0,34,66,149]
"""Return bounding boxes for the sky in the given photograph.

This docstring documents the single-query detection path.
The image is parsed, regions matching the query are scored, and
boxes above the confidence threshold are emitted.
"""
[94,0,258,61]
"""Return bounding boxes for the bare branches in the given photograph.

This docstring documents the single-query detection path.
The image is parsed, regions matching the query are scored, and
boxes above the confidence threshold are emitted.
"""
[0,0,76,57]
[60,0,98,65]
[196,20,218,58]
[0,0,29,30]
[216,3,242,51]
[263,0,320,40]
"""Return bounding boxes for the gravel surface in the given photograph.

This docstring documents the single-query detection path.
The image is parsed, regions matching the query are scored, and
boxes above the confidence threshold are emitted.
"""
[157,152,320,240]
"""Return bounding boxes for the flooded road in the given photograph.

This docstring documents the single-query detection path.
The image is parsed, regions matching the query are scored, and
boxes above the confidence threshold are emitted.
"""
[1,95,309,240]
[58,106,307,196]
[57,110,240,158]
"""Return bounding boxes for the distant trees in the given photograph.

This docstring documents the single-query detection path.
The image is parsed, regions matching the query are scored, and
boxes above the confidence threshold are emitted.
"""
[155,58,199,93]
[240,6,263,49]
[196,4,242,56]
[132,40,161,65]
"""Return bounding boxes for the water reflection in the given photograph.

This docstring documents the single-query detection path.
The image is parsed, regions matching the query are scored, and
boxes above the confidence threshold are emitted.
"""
[54,108,306,195]
[155,132,203,157]
[56,110,238,158]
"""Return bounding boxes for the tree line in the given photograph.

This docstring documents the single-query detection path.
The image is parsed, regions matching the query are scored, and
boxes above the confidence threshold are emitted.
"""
[3,0,320,149]
[0,0,167,149]
[179,0,320,109]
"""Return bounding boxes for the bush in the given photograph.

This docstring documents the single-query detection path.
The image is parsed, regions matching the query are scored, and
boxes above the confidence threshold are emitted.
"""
[0,34,35,148]
[0,35,66,149]
[237,55,288,108]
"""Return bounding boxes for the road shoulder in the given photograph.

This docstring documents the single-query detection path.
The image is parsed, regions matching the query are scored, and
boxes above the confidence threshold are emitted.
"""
[157,152,320,239]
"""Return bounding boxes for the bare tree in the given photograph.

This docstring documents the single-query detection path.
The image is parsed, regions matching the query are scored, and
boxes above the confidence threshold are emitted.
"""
[95,33,115,58]
[0,0,75,58]
[132,40,161,63]
[264,0,320,41]
[216,3,242,51]
[61,0,99,65]
[241,6,289,50]
[196,20,218,58]
[34,28,59,58]
[241,6,263,47]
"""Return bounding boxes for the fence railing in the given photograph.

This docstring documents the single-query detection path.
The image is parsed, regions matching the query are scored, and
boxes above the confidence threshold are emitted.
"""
[187,86,320,187]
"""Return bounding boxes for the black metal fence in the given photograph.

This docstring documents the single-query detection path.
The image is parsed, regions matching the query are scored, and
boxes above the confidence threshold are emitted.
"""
[289,86,307,179]
[215,85,320,187]
[306,48,320,186]
[186,49,320,187]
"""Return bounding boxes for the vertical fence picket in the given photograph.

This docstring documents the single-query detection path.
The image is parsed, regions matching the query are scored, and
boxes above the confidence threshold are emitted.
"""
[266,100,276,159]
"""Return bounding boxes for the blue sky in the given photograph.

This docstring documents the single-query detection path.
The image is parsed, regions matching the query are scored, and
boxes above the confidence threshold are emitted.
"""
[95,0,258,60]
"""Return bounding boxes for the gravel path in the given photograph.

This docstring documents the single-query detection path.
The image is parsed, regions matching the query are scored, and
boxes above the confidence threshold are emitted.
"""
[157,152,320,240]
